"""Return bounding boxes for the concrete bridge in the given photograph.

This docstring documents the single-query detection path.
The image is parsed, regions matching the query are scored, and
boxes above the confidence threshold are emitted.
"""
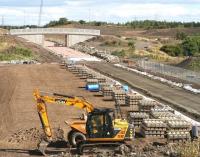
[10,28,100,47]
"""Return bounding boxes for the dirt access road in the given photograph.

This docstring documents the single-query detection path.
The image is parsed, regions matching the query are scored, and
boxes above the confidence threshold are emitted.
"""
[87,62,200,121]
[0,63,114,157]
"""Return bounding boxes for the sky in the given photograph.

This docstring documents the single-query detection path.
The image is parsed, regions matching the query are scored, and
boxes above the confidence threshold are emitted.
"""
[0,0,200,26]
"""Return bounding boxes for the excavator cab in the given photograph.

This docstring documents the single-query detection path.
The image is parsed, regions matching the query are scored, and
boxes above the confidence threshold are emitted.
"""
[86,109,114,138]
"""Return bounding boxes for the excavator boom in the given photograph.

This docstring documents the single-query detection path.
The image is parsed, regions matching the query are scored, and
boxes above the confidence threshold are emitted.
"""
[33,89,95,140]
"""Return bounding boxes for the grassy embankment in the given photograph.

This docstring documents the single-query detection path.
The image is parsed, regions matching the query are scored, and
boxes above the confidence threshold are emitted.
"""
[0,37,35,61]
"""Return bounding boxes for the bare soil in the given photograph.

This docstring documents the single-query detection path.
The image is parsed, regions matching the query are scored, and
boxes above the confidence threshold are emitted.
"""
[0,64,114,156]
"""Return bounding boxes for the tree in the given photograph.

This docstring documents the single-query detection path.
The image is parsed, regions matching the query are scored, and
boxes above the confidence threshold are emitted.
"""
[79,20,86,24]
[182,37,199,56]
[58,18,68,25]
[161,36,200,57]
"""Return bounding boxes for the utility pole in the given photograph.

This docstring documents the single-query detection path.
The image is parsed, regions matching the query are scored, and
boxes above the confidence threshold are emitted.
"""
[1,15,4,27]
[24,10,26,26]
[89,8,91,22]
[38,0,43,27]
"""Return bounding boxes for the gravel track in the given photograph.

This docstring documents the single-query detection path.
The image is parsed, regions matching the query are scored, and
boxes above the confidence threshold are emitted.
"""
[87,62,200,121]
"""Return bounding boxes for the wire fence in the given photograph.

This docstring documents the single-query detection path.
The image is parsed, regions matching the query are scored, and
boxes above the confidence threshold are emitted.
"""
[136,60,200,85]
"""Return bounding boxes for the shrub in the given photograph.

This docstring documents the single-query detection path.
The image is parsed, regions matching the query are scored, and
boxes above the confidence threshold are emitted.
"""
[111,50,126,57]
[128,41,135,50]
[161,36,200,57]
[160,45,183,56]
[176,32,187,40]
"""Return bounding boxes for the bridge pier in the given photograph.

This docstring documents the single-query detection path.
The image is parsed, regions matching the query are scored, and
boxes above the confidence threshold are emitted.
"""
[65,34,95,47]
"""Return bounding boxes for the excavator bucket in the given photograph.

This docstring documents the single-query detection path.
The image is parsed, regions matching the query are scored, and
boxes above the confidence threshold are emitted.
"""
[38,140,70,156]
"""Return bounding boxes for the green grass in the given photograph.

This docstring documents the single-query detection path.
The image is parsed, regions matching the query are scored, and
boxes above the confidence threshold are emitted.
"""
[0,46,34,61]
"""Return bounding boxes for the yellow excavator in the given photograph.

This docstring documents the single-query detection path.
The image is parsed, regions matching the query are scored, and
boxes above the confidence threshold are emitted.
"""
[33,89,133,155]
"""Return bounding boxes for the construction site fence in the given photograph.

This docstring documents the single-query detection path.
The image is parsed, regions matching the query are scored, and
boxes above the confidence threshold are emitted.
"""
[136,60,200,85]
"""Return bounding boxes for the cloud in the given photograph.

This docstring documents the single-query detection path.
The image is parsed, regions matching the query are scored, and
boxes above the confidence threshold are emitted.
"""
[0,1,200,25]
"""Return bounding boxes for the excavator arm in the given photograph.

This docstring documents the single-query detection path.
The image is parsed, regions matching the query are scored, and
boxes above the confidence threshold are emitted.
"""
[33,89,95,141]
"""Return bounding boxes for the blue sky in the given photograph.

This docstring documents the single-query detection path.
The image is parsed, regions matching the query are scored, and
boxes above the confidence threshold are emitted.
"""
[0,0,200,25]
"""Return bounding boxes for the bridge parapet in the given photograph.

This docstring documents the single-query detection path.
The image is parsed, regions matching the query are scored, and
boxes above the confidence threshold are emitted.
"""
[10,28,100,36]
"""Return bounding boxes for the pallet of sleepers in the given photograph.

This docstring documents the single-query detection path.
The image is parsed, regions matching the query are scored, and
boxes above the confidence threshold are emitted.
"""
[140,119,167,138]
[150,111,176,119]
[71,65,84,74]
[99,82,110,91]
[167,120,191,132]
[128,112,149,127]
[94,76,107,83]
[77,69,89,78]
[102,86,115,97]
[125,93,143,107]
[167,131,191,142]
[152,105,175,113]
[112,89,126,106]
[139,99,158,113]
[86,79,99,85]
[166,120,191,142]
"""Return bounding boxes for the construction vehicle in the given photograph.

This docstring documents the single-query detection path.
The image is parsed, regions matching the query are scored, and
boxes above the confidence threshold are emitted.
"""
[34,89,133,156]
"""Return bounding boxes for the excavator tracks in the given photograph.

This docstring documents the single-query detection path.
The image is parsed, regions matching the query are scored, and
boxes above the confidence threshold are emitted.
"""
[77,141,132,155]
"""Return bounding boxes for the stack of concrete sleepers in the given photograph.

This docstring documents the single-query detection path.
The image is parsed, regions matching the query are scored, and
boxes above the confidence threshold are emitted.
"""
[102,86,115,97]
[152,105,175,113]
[139,99,158,113]
[86,79,99,86]
[128,112,149,127]
[77,68,89,78]
[93,76,107,83]
[99,82,110,91]
[85,70,97,79]
[112,89,126,106]
[140,119,167,138]
[67,65,82,74]
[166,120,191,142]
[125,93,143,107]
[150,110,178,122]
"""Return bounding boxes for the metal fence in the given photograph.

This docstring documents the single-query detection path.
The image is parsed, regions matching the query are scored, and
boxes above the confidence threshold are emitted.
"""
[137,60,200,85]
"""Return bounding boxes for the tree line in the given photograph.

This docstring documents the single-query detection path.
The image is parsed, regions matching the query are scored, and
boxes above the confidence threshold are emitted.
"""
[1,18,200,30]
[161,36,200,57]
[44,18,200,29]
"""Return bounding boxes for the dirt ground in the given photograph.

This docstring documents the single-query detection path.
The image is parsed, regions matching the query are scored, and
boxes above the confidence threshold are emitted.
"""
[0,63,114,156]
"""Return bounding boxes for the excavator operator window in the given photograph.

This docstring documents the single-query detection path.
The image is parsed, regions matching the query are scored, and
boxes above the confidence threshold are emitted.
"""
[87,112,114,138]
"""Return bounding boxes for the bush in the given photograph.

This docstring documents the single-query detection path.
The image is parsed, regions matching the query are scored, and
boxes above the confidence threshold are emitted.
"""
[181,37,200,56]
[128,41,135,50]
[176,32,187,40]
[160,45,183,56]
[161,36,200,57]
[111,50,126,57]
